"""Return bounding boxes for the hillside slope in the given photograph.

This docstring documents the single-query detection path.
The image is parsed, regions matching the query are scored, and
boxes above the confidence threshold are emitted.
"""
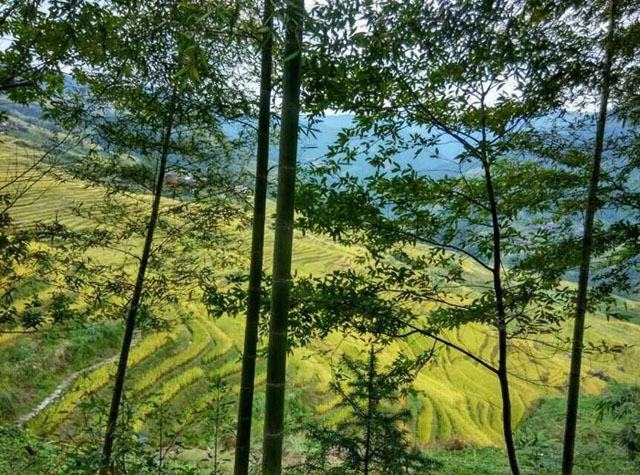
[1,135,639,453]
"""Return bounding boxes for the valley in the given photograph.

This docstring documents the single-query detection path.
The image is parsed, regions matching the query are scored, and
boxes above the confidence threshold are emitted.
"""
[1,132,639,473]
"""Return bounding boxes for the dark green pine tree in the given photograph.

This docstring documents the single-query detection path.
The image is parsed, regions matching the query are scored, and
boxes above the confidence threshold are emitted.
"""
[301,344,439,475]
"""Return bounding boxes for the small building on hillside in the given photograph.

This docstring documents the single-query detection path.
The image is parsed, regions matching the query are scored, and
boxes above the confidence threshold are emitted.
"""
[165,172,195,186]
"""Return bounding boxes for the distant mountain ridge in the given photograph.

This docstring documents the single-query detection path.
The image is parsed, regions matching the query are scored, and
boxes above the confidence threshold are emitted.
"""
[1,99,632,186]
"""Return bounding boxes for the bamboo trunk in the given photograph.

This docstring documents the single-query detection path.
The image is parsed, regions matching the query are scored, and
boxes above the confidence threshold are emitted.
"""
[261,0,304,473]
[562,2,617,473]
[233,0,274,473]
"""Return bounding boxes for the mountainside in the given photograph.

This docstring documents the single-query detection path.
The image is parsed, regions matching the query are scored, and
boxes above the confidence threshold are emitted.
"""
[1,125,639,465]
[1,103,470,178]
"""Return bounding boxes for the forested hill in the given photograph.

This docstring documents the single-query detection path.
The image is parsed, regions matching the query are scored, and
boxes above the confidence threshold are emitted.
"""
[0,103,452,174]
[2,100,632,180]
[2,100,637,270]
[298,114,471,178]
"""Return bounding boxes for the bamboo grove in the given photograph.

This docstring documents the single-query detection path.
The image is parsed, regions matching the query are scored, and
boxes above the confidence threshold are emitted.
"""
[1,0,639,474]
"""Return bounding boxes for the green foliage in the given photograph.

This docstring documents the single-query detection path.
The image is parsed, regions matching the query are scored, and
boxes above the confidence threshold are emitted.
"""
[299,0,585,347]
[596,384,640,466]
[512,388,639,474]
[512,114,640,302]
[0,425,59,473]
[35,0,257,331]
[297,3,640,473]
[298,345,439,474]
[0,396,200,474]
[434,388,639,474]
[1,2,639,473]
[0,1,92,108]
[201,376,235,474]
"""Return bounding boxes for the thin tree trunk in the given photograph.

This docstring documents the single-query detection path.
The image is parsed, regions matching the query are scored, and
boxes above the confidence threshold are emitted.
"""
[261,0,304,473]
[480,106,520,475]
[158,403,164,474]
[497,332,519,475]
[214,394,220,474]
[99,98,176,475]
[483,153,520,475]
[363,345,375,475]
[562,2,617,473]
[233,1,273,473]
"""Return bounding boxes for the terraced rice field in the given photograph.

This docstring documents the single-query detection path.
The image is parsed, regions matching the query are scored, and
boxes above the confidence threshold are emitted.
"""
[2,135,640,453]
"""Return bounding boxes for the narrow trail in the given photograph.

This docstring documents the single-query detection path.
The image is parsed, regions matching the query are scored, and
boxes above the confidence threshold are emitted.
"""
[18,333,141,425]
